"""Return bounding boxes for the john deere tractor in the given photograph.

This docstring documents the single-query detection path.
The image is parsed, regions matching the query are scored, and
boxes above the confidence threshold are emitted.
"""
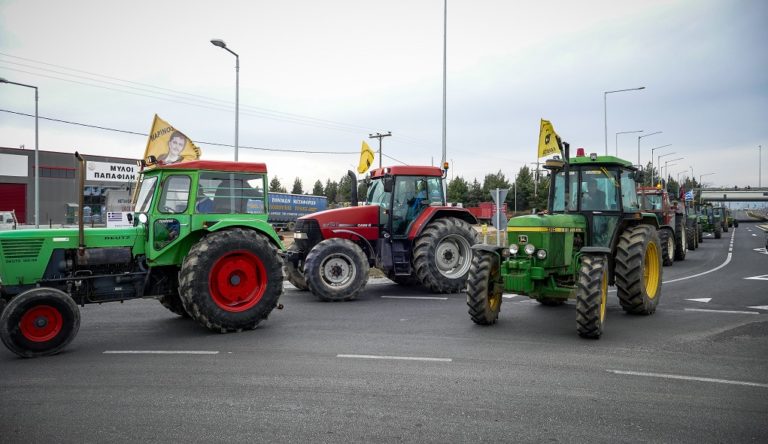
[466,145,662,338]
[0,154,284,357]
[697,203,722,239]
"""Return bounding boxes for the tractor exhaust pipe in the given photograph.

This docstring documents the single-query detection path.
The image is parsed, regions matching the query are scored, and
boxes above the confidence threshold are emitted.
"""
[558,138,570,214]
[75,152,86,256]
[347,170,358,207]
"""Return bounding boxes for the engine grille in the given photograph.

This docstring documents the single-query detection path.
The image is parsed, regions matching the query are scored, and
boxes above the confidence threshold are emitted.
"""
[1,238,44,260]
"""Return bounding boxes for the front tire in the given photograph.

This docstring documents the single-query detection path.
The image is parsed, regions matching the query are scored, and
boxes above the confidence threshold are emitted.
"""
[413,217,477,293]
[305,238,369,302]
[575,255,608,339]
[179,229,283,332]
[615,224,662,315]
[284,245,308,291]
[714,224,722,239]
[466,250,503,325]
[686,219,697,250]
[0,288,80,358]
[158,292,190,318]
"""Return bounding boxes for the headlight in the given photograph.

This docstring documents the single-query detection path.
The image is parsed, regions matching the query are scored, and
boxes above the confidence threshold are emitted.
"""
[524,244,536,255]
[509,244,519,255]
[294,232,308,240]
[138,213,148,224]
[536,249,547,260]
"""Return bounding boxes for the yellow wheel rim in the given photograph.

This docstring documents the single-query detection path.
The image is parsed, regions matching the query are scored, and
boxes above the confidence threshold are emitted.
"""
[599,268,608,322]
[644,241,660,299]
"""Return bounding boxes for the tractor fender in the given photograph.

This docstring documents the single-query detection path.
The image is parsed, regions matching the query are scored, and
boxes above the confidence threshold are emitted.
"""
[329,228,375,260]
[470,243,505,260]
[406,207,478,239]
[203,220,283,250]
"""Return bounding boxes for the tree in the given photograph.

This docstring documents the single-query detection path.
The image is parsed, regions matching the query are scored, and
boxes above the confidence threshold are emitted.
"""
[325,179,338,204]
[291,177,303,195]
[447,176,469,204]
[466,179,484,207]
[512,166,534,211]
[337,174,352,203]
[357,181,368,202]
[311,180,324,196]
[269,177,286,193]
[482,170,511,197]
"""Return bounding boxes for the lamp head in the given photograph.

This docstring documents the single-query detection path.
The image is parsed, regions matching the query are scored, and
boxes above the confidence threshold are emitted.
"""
[210,39,227,49]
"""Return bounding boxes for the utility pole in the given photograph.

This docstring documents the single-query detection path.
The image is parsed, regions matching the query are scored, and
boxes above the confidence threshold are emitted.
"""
[368,131,392,168]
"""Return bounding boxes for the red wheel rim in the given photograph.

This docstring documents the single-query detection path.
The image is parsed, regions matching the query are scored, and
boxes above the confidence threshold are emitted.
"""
[208,249,267,312]
[20,305,63,342]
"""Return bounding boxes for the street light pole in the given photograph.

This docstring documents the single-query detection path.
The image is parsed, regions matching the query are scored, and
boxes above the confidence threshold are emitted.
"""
[663,157,683,191]
[699,172,715,187]
[637,131,662,172]
[657,152,676,187]
[615,130,643,157]
[210,39,240,161]
[1,77,39,228]
[760,145,762,187]
[604,86,645,155]
[650,144,672,186]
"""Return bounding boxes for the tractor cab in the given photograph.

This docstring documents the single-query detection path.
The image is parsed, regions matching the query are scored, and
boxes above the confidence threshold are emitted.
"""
[133,160,277,265]
[366,166,446,237]
[546,148,644,248]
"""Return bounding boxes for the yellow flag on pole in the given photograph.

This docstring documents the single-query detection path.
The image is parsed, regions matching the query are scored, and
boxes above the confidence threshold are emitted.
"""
[143,114,202,165]
[537,119,560,158]
[357,140,375,173]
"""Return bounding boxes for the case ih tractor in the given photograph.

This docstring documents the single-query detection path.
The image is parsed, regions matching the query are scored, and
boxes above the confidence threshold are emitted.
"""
[0,155,284,357]
[466,146,663,339]
[637,186,687,265]
[285,165,478,301]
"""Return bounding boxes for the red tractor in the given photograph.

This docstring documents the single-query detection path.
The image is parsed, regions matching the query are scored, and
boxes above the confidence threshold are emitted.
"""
[637,186,687,265]
[284,165,478,301]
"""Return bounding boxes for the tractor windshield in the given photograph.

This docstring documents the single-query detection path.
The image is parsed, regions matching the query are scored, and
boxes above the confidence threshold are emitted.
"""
[134,175,158,213]
[367,179,391,207]
[550,170,578,212]
[580,168,619,211]
[642,194,663,210]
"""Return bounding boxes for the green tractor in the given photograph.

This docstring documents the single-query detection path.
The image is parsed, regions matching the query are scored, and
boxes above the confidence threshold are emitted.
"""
[0,154,284,357]
[697,203,722,239]
[466,146,663,338]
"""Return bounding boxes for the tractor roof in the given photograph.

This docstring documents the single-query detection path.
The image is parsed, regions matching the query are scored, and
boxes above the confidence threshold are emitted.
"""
[370,165,443,178]
[148,160,268,173]
[569,154,635,169]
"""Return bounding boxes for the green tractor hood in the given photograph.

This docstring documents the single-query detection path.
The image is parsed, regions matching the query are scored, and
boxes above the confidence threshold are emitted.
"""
[506,213,586,269]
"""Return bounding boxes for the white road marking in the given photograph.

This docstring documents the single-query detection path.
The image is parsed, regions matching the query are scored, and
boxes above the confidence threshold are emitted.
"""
[684,308,759,315]
[748,306,768,311]
[752,234,757,237]
[503,295,517,299]
[664,228,736,285]
[103,350,219,355]
[685,298,712,303]
[745,274,768,280]
[337,354,452,362]
[607,369,768,388]
[381,296,448,300]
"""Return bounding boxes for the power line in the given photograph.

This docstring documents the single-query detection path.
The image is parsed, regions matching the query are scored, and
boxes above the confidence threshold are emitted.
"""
[0,52,439,151]
[0,108,358,155]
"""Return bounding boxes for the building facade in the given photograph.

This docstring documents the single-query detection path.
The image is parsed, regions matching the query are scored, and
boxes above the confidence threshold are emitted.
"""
[0,147,139,225]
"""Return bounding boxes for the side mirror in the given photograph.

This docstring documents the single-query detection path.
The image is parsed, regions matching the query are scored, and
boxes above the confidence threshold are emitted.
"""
[127,213,134,223]
[383,175,394,193]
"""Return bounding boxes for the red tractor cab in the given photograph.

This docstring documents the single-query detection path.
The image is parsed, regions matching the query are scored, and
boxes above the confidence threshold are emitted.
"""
[285,165,478,301]
[637,186,687,265]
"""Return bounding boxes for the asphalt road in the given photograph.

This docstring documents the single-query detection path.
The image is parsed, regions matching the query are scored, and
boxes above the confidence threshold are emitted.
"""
[1,223,767,443]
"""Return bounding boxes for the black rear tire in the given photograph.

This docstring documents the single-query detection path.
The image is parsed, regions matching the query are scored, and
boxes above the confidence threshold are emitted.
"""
[466,250,502,325]
[615,225,662,315]
[413,217,477,293]
[305,238,369,302]
[0,288,80,358]
[674,216,687,261]
[179,229,283,332]
[714,224,722,239]
[659,227,674,266]
[686,218,697,250]
[575,255,608,339]
[284,245,308,291]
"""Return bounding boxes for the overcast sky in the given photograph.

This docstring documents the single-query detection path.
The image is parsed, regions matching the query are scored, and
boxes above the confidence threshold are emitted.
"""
[1,0,766,190]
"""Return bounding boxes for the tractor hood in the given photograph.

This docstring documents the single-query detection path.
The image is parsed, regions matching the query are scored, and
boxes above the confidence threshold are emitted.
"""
[508,213,586,231]
[298,205,380,228]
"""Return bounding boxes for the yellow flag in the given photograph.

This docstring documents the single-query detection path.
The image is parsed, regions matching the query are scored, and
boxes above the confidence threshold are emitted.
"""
[537,119,560,158]
[357,140,375,173]
[143,114,202,165]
